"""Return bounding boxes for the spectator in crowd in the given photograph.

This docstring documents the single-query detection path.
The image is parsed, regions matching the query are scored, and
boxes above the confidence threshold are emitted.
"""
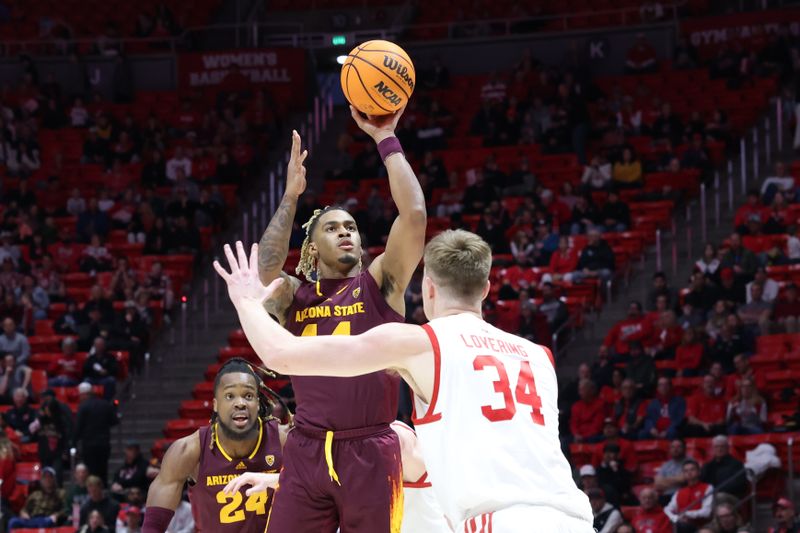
[116,505,142,533]
[611,378,644,439]
[0,353,31,402]
[141,261,175,312]
[80,234,114,273]
[581,155,612,191]
[768,497,798,533]
[570,378,607,443]
[37,390,74,480]
[509,231,534,266]
[664,460,713,532]
[48,337,82,387]
[538,282,569,332]
[594,417,637,471]
[726,353,764,397]
[612,148,642,189]
[652,102,684,146]
[80,475,120,532]
[116,486,145,529]
[579,464,600,492]
[82,337,119,399]
[112,302,148,376]
[462,170,498,215]
[685,374,727,437]
[734,190,766,233]
[165,490,194,533]
[0,317,30,366]
[655,439,692,505]
[111,443,149,497]
[77,198,111,243]
[772,282,800,333]
[626,34,658,73]
[548,236,579,282]
[599,191,631,232]
[54,299,83,336]
[74,382,118,485]
[720,233,758,284]
[647,271,678,312]
[726,377,767,435]
[746,266,779,303]
[701,435,747,498]
[695,243,721,278]
[625,341,657,395]
[674,328,704,377]
[602,302,650,356]
[737,282,772,336]
[596,443,633,505]
[7,466,66,529]
[165,146,191,182]
[587,487,624,533]
[631,487,671,533]
[570,227,615,284]
[709,502,747,533]
[80,508,112,533]
[640,377,686,440]
[1,387,37,443]
[1,432,17,525]
[570,195,600,236]
[645,310,682,359]
[65,463,91,518]
[684,271,719,315]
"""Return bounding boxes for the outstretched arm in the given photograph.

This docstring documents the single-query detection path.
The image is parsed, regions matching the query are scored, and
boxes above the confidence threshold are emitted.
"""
[257,130,307,322]
[351,106,427,315]
[214,243,433,392]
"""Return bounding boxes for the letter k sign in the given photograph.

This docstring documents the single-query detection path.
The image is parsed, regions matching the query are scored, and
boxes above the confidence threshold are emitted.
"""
[589,40,606,59]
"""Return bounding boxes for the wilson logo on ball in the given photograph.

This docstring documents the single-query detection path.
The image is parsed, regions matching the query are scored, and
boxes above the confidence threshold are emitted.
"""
[373,81,403,106]
[382,56,415,91]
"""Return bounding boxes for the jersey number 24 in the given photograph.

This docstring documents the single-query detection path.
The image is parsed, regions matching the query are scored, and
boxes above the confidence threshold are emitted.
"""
[473,356,544,425]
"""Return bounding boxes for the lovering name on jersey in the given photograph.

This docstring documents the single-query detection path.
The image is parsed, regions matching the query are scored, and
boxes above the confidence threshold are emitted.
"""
[460,334,528,356]
[294,302,366,323]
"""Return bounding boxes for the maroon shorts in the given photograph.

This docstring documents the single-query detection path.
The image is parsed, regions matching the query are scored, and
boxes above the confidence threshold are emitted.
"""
[266,425,403,533]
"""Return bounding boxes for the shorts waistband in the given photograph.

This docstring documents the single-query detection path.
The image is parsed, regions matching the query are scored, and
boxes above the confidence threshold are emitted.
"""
[295,423,392,441]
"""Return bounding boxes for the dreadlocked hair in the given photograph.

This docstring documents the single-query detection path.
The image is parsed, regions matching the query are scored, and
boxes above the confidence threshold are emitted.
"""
[296,204,350,280]
[209,357,291,451]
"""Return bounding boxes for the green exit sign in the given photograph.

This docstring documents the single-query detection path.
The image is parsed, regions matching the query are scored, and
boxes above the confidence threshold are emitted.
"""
[332,35,347,46]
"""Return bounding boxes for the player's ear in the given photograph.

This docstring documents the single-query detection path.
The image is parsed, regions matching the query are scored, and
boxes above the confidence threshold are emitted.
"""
[308,241,318,259]
[212,398,217,414]
[480,280,491,301]
[423,275,435,300]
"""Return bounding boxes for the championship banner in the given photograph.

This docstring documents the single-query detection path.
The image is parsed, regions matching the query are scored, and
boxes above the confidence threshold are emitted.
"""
[178,48,307,106]
[681,9,800,59]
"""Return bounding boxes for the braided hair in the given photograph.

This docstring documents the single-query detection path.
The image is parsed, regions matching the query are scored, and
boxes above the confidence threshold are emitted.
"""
[209,357,291,452]
[296,205,351,280]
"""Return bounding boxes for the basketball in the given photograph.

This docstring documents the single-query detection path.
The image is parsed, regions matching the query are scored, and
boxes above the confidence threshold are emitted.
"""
[340,40,415,116]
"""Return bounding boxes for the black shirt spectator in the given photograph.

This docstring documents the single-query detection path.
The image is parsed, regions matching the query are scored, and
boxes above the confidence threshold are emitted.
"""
[575,232,615,273]
[701,436,747,497]
[74,384,119,485]
[80,476,120,533]
[77,199,110,243]
[111,443,149,495]
[652,103,684,146]
[462,172,498,215]
[1,388,37,443]
[599,192,631,230]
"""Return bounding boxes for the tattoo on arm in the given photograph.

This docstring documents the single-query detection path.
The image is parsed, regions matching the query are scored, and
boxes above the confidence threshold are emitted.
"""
[258,196,298,282]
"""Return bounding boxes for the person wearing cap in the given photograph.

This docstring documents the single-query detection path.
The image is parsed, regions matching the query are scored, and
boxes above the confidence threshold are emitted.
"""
[586,487,623,533]
[768,497,799,533]
[7,465,67,529]
[116,486,146,531]
[74,382,119,486]
[596,442,633,506]
[773,283,800,333]
[631,487,670,533]
[117,505,143,533]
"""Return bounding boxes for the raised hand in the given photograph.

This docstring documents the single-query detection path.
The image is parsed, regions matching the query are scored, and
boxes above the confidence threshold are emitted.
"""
[349,104,406,143]
[285,130,308,200]
[213,242,283,307]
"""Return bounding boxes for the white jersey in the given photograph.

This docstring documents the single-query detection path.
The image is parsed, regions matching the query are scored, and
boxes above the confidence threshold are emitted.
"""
[402,474,452,533]
[412,313,593,528]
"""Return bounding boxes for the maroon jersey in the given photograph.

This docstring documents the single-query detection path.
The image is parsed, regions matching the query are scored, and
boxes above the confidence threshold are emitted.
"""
[188,418,282,533]
[285,270,404,430]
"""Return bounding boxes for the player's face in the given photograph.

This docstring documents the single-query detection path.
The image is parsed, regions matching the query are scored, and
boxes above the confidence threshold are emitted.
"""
[311,210,362,273]
[213,372,260,441]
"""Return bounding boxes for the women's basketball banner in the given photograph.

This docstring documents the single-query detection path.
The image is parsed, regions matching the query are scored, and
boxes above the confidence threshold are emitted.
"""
[178,49,306,105]
[681,9,800,58]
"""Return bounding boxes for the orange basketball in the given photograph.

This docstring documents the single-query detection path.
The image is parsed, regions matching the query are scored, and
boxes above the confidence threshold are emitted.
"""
[340,40,415,116]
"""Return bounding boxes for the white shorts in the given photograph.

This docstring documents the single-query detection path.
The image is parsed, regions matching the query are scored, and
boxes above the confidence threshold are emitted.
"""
[460,505,595,533]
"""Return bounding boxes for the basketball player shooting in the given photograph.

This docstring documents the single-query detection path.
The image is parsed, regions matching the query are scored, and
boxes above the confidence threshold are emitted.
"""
[214,233,595,532]
[142,359,285,533]
[253,106,426,532]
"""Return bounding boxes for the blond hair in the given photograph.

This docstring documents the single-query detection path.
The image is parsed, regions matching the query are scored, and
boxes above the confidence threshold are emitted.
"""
[423,230,491,301]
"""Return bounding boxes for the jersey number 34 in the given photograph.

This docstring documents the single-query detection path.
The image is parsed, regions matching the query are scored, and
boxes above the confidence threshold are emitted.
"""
[473,356,544,425]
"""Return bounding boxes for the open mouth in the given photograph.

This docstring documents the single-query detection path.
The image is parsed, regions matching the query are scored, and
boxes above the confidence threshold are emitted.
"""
[231,413,249,428]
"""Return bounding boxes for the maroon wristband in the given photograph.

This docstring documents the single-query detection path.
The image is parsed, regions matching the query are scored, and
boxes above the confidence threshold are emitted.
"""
[142,506,175,533]
[377,136,404,162]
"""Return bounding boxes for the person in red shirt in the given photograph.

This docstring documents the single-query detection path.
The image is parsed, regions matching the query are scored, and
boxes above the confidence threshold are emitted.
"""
[0,433,17,510]
[645,310,683,358]
[725,353,766,399]
[773,283,800,333]
[603,301,652,355]
[47,337,83,388]
[570,378,608,443]
[768,497,799,533]
[734,189,767,232]
[540,189,571,229]
[591,417,638,472]
[685,374,727,437]
[664,460,713,530]
[632,487,671,533]
[674,328,705,377]
[548,236,579,282]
